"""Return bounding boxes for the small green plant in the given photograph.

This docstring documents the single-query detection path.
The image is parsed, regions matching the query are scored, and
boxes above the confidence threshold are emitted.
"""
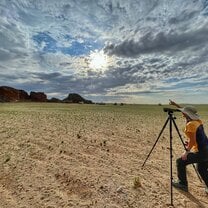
[133,176,142,188]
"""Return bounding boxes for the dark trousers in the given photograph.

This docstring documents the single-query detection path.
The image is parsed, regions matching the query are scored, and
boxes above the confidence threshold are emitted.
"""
[176,152,208,187]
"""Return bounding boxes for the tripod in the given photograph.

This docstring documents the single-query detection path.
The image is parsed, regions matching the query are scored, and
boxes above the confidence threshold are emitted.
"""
[141,108,202,206]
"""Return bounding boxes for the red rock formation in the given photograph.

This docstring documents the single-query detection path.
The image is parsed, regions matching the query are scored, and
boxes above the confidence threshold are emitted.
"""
[0,86,93,104]
[30,91,47,102]
[0,86,29,102]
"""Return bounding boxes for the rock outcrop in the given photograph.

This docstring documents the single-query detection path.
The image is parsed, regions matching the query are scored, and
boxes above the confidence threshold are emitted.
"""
[0,86,93,104]
[63,93,93,104]
[30,91,47,102]
[0,86,47,102]
[48,97,62,103]
[0,86,30,102]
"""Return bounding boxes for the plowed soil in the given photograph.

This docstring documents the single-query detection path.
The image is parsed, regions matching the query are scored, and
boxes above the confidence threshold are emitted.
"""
[0,103,208,208]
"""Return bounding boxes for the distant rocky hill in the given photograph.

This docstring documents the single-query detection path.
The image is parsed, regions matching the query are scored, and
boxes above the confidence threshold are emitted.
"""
[63,93,93,104]
[30,91,47,102]
[0,86,47,102]
[0,86,93,104]
[48,97,62,103]
[0,86,30,102]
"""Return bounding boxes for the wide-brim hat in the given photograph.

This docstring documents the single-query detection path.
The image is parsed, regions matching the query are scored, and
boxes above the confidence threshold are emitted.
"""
[178,106,200,120]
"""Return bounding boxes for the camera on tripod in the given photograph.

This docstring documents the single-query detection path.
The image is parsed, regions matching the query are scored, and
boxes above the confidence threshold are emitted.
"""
[163,108,180,113]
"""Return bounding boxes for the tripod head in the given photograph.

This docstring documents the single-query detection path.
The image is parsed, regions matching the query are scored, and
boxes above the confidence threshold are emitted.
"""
[163,108,180,113]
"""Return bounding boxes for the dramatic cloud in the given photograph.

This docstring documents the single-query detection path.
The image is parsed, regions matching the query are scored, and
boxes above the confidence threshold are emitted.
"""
[104,25,208,57]
[1,0,208,103]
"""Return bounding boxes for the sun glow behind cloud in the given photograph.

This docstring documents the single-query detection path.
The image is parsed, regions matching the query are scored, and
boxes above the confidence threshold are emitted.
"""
[89,50,108,70]
[87,50,116,72]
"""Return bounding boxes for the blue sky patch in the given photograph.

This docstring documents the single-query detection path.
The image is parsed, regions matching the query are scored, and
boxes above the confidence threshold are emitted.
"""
[33,32,103,56]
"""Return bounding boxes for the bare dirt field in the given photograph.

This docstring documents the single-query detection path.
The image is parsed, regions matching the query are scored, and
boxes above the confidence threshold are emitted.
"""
[0,103,208,208]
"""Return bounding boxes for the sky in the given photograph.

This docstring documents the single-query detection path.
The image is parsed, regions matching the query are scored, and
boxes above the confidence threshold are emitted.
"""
[1,0,208,104]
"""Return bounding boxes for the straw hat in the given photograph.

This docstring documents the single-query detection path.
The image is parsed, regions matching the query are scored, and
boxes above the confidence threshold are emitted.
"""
[178,106,200,120]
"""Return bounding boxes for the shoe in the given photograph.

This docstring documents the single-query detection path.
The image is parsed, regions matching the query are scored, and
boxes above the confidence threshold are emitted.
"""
[172,180,188,192]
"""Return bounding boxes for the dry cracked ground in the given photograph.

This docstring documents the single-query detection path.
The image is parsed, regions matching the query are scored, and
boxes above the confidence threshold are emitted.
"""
[0,103,208,208]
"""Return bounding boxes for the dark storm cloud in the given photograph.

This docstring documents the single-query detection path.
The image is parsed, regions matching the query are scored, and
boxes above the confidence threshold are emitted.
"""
[104,25,208,57]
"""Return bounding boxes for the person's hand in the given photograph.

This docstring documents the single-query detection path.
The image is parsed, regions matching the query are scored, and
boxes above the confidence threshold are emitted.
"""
[184,141,188,148]
[181,151,188,161]
[169,99,181,108]
[169,99,176,106]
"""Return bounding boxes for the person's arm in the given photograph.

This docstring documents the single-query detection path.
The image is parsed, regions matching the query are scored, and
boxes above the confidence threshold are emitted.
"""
[181,123,196,160]
[169,99,182,108]
[181,133,195,160]
[185,132,196,151]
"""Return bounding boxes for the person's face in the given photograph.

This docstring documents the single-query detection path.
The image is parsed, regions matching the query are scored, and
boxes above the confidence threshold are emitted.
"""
[182,113,191,121]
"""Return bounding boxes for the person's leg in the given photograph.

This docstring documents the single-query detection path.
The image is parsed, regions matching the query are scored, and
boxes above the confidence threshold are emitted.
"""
[176,157,188,186]
[176,152,201,186]
[197,162,208,187]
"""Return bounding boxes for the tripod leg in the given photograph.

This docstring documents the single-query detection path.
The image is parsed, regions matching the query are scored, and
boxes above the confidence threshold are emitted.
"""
[172,118,203,183]
[141,117,170,168]
[172,118,187,149]
[169,114,173,206]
